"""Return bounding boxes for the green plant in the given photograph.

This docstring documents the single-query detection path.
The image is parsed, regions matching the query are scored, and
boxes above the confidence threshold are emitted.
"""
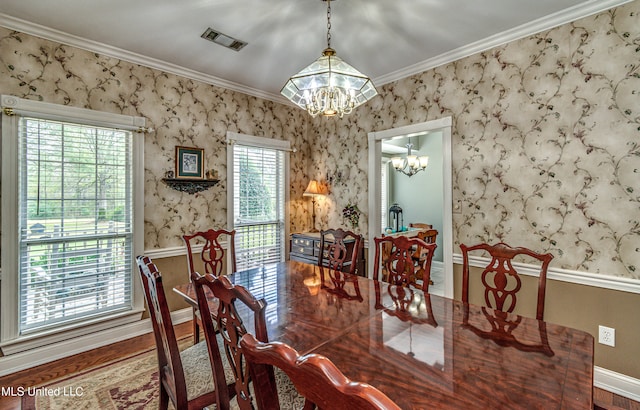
[342,203,361,229]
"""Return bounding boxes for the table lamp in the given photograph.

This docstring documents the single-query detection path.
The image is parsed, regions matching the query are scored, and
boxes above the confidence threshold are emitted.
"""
[303,180,326,232]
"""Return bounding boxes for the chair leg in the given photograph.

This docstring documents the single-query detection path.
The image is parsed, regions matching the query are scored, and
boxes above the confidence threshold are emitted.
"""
[192,309,200,344]
[159,385,169,410]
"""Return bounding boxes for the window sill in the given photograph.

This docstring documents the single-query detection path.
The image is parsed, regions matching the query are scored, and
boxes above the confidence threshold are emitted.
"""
[0,308,144,355]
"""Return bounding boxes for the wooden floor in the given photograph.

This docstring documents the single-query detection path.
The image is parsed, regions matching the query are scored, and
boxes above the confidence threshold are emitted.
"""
[0,321,637,410]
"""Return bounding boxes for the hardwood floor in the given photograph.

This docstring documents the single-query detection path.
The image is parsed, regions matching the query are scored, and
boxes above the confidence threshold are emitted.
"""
[0,322,192,410]
[0,321,637,409]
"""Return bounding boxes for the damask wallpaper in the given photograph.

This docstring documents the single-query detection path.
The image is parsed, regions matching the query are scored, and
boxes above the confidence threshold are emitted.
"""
[309,2,640,278]
[0,28,311,249]
[1,1,638,279]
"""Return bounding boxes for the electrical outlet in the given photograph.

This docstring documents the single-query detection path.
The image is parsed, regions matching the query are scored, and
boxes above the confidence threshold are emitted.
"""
[598,325,615,347]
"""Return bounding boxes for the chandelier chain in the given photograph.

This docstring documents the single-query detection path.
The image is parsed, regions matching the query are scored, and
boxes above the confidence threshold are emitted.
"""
[326,0,332,49]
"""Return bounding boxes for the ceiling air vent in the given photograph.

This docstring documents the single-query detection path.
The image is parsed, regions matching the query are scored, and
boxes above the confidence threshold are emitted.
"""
[201,28,247,51]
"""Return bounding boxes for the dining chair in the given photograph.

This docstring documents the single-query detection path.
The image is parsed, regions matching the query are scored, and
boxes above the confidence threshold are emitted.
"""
[192,272,306,410]
[136,255,220,410]
[373,235,437,291]
[240,333,402,410]
[412,228,438,284]
[183,228,237,343]
[318,228,364,276]
[460,242,554,320]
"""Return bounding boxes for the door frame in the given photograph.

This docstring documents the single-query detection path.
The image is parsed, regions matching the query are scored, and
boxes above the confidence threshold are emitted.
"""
[367,117,453,297]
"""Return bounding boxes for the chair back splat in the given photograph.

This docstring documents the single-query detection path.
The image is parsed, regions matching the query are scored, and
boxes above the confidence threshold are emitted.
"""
[192,272,307,409]
[373,235,437,291]
[183,228,237,277]
[318,228,364,276]
[183,228,237,343]
[460,242,553,320]
[241,333,402,410]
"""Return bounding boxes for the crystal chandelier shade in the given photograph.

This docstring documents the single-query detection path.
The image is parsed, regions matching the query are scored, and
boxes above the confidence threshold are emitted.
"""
[280,0,377,118]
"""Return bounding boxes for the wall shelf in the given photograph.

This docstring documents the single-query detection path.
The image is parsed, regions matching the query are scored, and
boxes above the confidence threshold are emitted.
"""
[162,178,218,194]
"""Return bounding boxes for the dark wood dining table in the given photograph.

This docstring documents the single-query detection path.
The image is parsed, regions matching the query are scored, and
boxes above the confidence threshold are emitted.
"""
[173,260,594,409]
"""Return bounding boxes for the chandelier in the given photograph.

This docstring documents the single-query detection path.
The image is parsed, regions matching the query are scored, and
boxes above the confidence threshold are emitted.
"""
[391,139,429,177]
[280,0,377,118]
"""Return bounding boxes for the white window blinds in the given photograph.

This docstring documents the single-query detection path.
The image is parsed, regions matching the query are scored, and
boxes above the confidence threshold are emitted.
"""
[232,144,286,271]
[18,117,134,332]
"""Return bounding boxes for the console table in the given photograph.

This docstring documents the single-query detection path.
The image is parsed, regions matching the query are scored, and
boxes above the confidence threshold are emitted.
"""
[289,232,366,276]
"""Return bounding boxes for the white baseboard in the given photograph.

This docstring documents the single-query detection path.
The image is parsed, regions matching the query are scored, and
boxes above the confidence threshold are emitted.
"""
[595,366,640,403]
[0,308,192,377]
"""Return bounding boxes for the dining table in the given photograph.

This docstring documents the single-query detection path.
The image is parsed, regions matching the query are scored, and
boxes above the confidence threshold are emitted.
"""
[173,260,594,409]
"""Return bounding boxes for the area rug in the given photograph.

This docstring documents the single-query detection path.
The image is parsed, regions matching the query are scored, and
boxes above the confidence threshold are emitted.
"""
[21,339,191,410]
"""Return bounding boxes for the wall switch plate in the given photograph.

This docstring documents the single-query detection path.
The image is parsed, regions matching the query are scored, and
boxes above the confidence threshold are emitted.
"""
[598,325,615,347]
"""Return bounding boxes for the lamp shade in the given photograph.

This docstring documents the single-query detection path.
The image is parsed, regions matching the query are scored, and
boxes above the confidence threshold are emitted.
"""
[303,180,326,196]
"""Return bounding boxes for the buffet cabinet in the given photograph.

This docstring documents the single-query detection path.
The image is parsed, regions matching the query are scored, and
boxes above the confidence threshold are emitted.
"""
[289,232,365,276]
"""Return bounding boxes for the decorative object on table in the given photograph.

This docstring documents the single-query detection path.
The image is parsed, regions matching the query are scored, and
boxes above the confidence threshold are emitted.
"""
[391,137,429,177]
[280,0,377,118]
[388,203,403,233]
[175,146,204,179]
[303,180,327,232]
[342,203,361,229]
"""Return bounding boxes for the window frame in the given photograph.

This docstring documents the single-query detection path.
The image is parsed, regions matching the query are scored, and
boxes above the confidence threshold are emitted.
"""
[0,95,145,354]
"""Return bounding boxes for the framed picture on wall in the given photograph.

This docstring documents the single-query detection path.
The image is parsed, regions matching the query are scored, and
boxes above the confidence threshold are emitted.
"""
[175,146,204,179]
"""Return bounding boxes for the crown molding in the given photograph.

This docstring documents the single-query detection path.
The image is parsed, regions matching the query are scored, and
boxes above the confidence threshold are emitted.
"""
[0,13,291,106]
[374,0,634,86]
[1,0,633,108]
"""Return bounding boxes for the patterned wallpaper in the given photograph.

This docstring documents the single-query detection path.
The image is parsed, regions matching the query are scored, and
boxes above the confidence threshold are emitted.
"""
[309,2,640,278]
[0,28,311,249]
[1,1,639,279]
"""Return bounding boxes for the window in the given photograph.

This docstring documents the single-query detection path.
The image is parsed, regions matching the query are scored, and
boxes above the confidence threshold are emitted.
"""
[226,132,290,271]
[1,96,144,352]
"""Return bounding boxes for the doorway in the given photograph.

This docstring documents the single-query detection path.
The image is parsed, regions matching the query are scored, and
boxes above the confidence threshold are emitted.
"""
[367,117,453,297]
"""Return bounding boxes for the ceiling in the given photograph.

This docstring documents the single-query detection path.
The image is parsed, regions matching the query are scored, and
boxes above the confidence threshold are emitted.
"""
[0,0,630,105]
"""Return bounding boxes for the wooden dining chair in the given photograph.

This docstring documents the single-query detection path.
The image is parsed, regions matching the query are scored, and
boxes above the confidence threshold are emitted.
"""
[136,255,219,410]
[183,228,237,343]
[318,228,364,276]
[192,272,306,410]
[460,242,554,320]
[240,333,402,410]
[373,235,437,291]
[412,228,438,284]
